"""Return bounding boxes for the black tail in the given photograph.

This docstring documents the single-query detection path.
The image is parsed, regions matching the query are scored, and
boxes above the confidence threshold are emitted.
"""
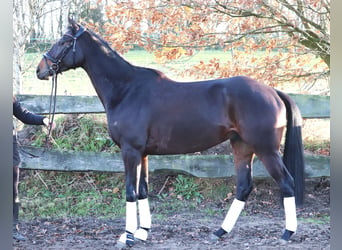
[276,91,305,206]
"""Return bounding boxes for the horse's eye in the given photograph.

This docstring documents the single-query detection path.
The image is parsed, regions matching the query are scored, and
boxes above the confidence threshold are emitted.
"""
[58,38,72,46]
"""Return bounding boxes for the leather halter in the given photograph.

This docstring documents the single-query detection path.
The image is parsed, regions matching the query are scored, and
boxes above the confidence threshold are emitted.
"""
[42,25,86,150]
[43,25,86,75]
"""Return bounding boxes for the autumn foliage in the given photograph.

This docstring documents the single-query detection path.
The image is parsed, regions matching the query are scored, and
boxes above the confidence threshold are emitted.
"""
[92,0,329,92]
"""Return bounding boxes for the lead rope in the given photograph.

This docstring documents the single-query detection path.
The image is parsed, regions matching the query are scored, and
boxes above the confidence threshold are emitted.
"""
[43,70,58,152]
[18,71,58,158]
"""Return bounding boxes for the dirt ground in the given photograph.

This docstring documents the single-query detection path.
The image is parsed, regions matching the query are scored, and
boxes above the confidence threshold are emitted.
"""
[14,121,330,249]
[13,176,330,250]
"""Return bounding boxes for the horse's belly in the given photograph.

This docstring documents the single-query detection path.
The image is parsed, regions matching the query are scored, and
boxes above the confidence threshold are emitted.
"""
[145,124,230,155]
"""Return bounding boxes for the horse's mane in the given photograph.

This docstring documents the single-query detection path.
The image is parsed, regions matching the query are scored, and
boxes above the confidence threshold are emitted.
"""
[68,23,168,79]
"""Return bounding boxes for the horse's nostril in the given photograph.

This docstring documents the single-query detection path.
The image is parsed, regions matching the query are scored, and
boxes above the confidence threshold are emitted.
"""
[36,67,40,75]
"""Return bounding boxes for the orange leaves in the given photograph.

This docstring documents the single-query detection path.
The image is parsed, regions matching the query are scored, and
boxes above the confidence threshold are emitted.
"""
[267,39,277,50]
[154,47,187,63]
[180,47,328,90]
[96,0,329,91]
[151,11,164,25]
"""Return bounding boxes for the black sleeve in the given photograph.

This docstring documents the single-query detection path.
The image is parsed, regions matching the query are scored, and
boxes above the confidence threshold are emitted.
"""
[13,100,45,125]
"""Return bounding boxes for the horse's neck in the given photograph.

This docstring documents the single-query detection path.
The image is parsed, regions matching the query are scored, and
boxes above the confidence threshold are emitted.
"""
[81,44,134,108]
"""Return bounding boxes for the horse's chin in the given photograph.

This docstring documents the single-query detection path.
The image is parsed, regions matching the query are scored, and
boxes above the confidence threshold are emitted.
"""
[37,72,51,80]
[40,76,50,80]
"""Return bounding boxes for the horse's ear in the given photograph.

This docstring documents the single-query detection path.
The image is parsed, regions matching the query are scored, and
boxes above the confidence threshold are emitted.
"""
[68,17,74,25]
[68,17,79,33]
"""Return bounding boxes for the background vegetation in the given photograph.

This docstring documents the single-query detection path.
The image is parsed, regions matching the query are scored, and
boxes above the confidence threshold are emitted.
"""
[14,0,330,219]
[14,0,330,95]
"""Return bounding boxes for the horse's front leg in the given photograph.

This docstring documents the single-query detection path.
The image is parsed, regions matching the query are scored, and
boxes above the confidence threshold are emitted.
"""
[134,155,152,241]
[117,146,142,247]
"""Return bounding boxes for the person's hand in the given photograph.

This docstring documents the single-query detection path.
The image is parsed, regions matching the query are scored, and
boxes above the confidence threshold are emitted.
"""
[43,117,56,130]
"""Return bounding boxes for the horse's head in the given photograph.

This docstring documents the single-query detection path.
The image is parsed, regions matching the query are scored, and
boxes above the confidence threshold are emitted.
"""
[36,19,86,80]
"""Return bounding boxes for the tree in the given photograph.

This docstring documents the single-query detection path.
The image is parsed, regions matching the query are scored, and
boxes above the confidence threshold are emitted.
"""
[13,0,97,94]
[98,0,329,93]
[13,0,70,94]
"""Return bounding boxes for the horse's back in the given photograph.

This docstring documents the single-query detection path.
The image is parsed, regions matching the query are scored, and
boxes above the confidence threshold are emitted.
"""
[142,76,286,154]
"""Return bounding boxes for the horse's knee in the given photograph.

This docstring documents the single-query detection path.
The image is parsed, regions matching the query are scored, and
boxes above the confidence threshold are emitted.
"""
[138,179,148,200]
[236,180,253,201]
[126,184,137,202]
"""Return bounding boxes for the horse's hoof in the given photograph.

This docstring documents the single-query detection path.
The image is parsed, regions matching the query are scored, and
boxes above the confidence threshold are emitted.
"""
[209,233,220,243]
[115,240,129,249]
[279,238,288,245]
[281,229,294,241]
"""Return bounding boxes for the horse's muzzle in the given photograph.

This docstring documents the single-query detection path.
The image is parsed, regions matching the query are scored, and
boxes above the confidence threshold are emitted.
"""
[36,66,50,80]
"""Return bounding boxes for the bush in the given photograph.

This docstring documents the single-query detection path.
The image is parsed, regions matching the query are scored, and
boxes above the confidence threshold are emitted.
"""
[28,114,120,153]
[173,175,204,202]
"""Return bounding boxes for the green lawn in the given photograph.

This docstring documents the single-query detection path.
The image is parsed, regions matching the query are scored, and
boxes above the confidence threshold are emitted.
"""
[22,49,234,95]
[22,48,327,95]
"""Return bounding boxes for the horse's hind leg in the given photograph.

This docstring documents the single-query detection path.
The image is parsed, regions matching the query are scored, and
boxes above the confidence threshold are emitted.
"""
[212,137,254,239]
[257,151,297,242]
[134,155,152,241]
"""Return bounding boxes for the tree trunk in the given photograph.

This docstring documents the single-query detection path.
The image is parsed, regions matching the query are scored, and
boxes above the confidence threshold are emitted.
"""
[13,47,24,94]
[13,0,25,94]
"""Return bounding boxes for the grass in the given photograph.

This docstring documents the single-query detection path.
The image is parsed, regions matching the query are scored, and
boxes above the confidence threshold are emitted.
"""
[20,171,126,219]
[304,140,330,155]
[22,49,237,95]
[299,215,330,225]
[302,118,330,156]
[18,164,235,220]
[19,170,329,226]
[22,49,326,95]
[19,171,226,220]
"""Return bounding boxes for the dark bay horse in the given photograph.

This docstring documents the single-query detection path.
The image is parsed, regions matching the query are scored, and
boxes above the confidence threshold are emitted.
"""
[36,20,304,247]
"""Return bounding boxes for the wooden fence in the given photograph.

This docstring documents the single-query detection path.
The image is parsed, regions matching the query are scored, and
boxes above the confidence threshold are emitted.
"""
[16,94,330,118]
[17,94,330,178]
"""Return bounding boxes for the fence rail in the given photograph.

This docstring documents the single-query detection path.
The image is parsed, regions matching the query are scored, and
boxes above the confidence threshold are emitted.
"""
[19,146,329,178]
[16,94,330,118]
[17,94,330,177]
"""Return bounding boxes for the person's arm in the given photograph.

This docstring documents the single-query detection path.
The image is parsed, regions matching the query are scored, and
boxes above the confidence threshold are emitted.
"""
[13,100,45,125]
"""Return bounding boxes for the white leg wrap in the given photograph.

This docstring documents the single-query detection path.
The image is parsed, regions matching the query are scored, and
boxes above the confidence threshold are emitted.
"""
[118,232,128,244]
[284,197,297,232]
[125,201,137,233]
[221,198,245,233]
[134,228,148,241]
[138,198,151,229]
[134,198,151,241]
